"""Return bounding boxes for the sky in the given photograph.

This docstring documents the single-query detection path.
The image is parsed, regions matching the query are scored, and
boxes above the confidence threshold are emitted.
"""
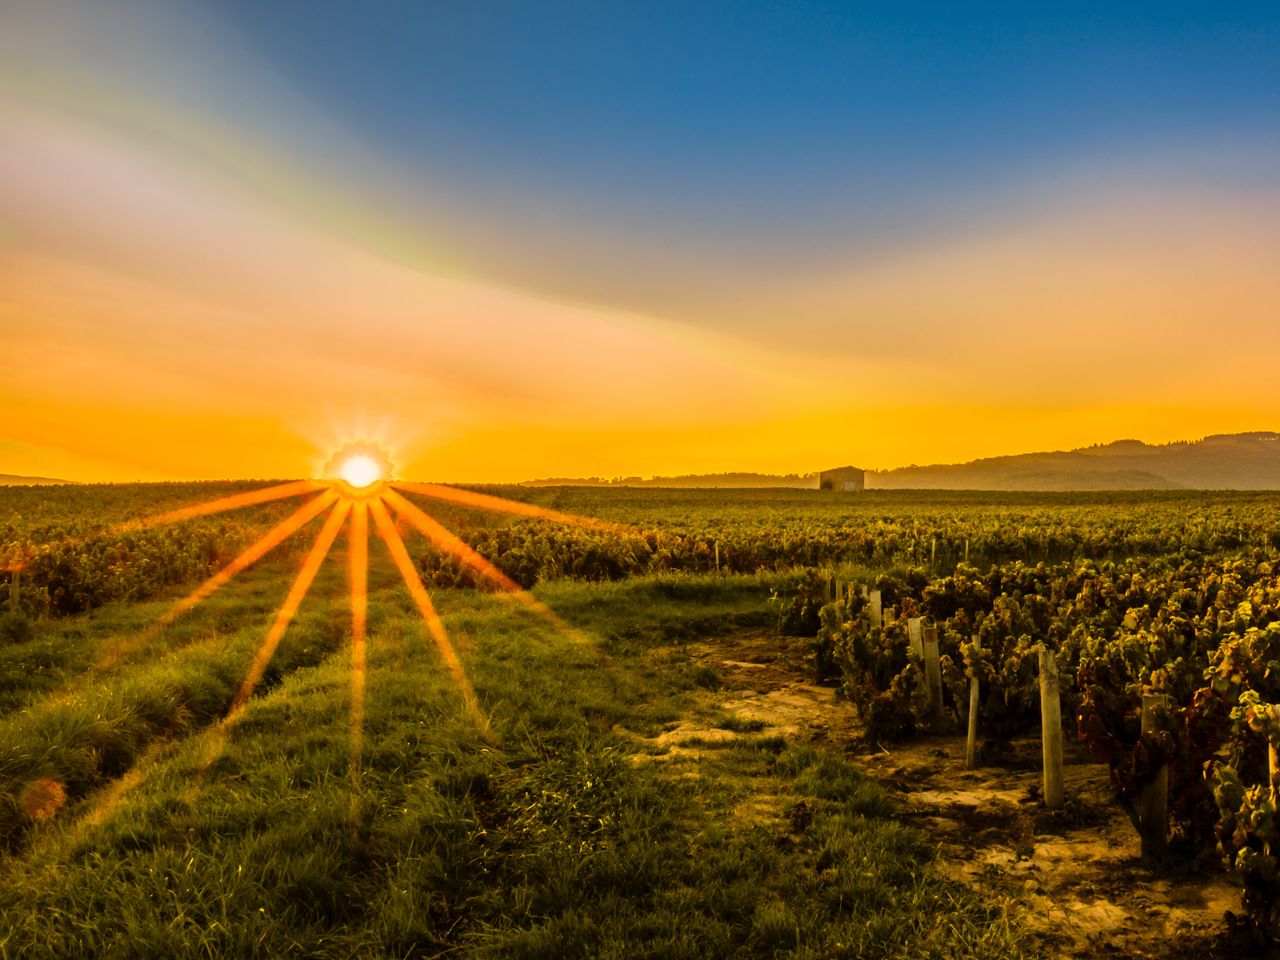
[1,0,1278,481]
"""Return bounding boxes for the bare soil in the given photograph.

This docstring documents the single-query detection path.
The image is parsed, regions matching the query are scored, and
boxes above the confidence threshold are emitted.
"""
[634,630,1247,960]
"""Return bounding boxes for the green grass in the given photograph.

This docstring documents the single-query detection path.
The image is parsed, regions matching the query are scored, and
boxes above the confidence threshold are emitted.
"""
[0,555,326,715]
[714,712,768,733]
[0,561,1033,959]
[534,571,779,651]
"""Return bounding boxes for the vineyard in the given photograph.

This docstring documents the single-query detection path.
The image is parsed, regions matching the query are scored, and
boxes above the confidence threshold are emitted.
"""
[6,484,1279,613]
[2,483,1280,956]
[811,553,1280,935]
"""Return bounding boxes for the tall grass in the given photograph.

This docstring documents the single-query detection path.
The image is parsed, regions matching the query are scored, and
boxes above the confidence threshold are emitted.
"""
[0,569,1033,959]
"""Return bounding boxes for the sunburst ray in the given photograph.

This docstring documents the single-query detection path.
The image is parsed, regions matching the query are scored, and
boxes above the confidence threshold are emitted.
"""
[226,499,351,719]
[94,489,339,672]
[7,480,328,575]
[130,479,324,532]
[347,500,368,835]
[381,488,522,592]
[391,481,621,531]
[368,496,490,733]
[382,487,592,643]
[194,499,351,782]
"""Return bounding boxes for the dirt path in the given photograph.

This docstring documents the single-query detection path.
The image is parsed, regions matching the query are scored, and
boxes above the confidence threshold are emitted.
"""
[855,735,1238,959]
[627,630,1242,960]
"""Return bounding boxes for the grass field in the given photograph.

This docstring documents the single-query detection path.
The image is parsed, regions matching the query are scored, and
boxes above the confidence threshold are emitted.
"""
[8,484,1280,957]
[0,483,1045,959]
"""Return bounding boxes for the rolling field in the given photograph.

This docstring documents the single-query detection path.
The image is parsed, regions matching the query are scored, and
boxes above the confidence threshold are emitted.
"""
[3,484,1280,957]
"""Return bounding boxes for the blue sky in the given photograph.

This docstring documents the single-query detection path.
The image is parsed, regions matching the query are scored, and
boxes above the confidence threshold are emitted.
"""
[206,1,1279,270]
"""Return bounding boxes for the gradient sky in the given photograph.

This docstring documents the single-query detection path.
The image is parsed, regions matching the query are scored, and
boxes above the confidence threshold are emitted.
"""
[2,0,1278,481]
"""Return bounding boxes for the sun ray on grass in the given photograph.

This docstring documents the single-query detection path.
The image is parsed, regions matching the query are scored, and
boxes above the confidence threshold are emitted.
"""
[93,489,339,672]
[58,740,171,853]
[382,488,521,591]
[195,499,351,780]
[391,480,621,531]
[126,479,324,532]
[383,487,595,645]
[347,500,368,837]
[227,499,351,719]
[4,480,327,575]
[368,496,491,735]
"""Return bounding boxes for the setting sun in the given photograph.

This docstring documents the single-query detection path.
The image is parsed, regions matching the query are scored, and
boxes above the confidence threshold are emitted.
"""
[339,454,382,489]
[323,443,394,494]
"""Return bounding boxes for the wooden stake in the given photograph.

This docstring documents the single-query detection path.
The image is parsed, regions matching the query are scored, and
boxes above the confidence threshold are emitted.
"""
[824,573,832,604]
[965,635,981,769]
[1039,647,1065,809]
[869,589,883,628]
[930,537,937,568]
[1139,692,1169,858]
[1270,741,1279,806]
[922,625,943,730]
[714,541,719,573]
[964,539,970,563]
[907,617,924,659]
[835,579,846,604]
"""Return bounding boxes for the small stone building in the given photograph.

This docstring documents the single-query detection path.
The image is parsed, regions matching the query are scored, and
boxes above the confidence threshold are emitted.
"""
[818,466,865,492]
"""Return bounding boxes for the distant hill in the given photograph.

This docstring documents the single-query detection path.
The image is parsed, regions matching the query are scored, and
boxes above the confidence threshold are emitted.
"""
[517,433,1280,491]
[0,473,76,486]
[521,472,818,489]
[867,432,1280,490]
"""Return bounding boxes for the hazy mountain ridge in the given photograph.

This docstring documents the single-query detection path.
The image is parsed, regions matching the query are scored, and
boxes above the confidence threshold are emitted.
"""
[0,474,76,486]
[516,433,1280,490]
[867,432,1280,490]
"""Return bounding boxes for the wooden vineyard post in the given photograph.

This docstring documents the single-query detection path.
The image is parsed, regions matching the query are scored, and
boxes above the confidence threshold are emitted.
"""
[885,605,895,626]
[964,539,970,563]
[824,573,832,605]
[1270,739,1279,805]
[1139,692,1170,859]
[921,624,943,730]
[907,616,924,659]
[869,589,883,628]
[965,635,981,769]
[1039,647,1065,809]
[835,578,845,604]
[930,537,937,569]
[714,541,719,573]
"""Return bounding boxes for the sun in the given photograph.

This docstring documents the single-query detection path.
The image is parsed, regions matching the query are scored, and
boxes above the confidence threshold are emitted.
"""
[339,454,382,489]
[324,442,393,496]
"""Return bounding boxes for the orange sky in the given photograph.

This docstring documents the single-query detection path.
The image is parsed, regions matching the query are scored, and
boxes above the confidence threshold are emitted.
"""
[2,3,1279,482]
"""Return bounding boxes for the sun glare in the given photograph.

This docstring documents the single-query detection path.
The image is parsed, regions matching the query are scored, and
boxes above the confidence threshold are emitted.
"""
[74,448,624,831]
[339,454,382,489]
[324,442,393,494]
